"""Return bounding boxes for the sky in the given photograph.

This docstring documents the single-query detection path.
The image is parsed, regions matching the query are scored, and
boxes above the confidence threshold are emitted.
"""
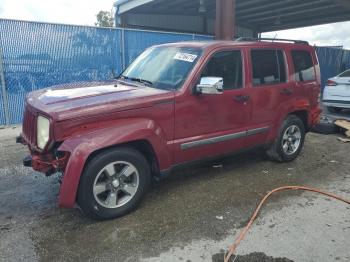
[0,0,115,26]
[0,0,349,49]
[262,22,350,49]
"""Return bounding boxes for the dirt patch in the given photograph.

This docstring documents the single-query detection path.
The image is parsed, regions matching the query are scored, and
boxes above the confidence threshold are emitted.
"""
[212,252,294,262]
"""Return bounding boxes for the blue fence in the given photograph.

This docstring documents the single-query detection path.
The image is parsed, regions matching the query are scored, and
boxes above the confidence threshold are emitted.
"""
[316,46,350,94]
[0,18,349,125]
[0,19,213,125]
[0,85,5,126]
[0,20,123,124]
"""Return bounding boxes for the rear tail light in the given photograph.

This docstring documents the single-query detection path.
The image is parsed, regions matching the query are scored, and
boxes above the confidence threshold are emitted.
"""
[326,80,337,86]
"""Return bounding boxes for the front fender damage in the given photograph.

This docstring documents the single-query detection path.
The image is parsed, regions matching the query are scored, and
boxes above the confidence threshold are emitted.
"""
[56,118,171,208]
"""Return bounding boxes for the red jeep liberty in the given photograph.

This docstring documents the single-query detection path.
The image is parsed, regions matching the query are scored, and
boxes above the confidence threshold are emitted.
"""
[18,39,321,220]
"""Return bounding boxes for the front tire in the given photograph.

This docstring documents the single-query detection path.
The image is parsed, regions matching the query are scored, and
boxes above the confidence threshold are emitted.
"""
[77,147,151,220]
[266,115,305,162]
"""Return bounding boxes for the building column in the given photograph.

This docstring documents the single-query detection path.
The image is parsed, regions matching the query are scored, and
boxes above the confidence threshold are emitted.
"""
[215,0,235,40]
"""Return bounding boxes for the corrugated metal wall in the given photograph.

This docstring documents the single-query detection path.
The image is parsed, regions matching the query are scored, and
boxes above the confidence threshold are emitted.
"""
[0,18,349,125]
[340,49,350,71]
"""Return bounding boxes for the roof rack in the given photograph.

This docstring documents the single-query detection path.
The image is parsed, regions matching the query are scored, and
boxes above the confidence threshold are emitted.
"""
[235,37,309,45]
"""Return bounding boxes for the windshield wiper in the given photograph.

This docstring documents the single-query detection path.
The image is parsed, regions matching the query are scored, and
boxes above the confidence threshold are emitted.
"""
[118,75,153,87]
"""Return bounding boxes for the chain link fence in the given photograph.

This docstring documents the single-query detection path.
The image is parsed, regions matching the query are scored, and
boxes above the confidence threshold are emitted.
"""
[0,20,122,124]
[0,18,349,125]
[0,47,8,126]
[0,19,212,125]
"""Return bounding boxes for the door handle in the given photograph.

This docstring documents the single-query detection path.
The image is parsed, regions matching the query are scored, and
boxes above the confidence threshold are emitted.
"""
[280,88,293,95]
[234,95,250,102]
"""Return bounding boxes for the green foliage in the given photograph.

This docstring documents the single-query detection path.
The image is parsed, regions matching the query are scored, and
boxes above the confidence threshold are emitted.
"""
[95,11,114,28]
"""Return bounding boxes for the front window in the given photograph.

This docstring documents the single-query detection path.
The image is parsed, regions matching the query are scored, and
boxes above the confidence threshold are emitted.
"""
[201,50,243,90]
[120,46,202,90]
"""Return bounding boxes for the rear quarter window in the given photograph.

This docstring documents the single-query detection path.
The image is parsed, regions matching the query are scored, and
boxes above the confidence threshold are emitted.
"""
[291,50,315,82]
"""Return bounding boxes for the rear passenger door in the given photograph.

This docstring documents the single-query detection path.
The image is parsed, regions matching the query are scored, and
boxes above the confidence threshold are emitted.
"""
[245,49,292,147]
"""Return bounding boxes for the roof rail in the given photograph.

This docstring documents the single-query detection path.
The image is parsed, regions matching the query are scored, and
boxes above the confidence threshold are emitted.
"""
[235,37,309,45]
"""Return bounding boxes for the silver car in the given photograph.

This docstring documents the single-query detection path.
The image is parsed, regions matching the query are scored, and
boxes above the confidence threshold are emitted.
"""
[323,69,350,113]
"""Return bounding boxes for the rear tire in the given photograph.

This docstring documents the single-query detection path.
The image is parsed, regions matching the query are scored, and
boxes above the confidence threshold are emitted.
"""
[327,106,342,114]
[266,115,305,162]
[77,147,151,220]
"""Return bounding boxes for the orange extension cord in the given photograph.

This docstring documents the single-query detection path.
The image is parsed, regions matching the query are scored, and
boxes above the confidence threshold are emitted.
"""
[224,186,350,262]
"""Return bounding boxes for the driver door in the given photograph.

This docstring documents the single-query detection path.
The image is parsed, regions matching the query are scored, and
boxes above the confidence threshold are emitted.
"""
[173,49,251,164]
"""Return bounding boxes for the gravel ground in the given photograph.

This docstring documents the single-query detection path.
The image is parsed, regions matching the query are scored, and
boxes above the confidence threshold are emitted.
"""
[0,126,349,262]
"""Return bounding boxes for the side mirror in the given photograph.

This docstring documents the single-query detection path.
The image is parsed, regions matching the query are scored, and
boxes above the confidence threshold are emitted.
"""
[195,77,224,95]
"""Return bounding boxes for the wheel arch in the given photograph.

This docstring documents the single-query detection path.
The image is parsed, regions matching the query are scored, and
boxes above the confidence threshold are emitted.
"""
[84,139,160,178]
[268,106,309,142]
[289,110,308,131]
[57,118,171,208]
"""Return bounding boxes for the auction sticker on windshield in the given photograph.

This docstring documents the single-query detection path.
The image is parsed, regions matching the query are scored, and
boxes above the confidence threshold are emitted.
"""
[174,53,198,63]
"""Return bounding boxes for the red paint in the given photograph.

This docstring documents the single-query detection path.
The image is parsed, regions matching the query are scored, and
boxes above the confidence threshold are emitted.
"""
[31,152,69,174]
[20,41,321,208]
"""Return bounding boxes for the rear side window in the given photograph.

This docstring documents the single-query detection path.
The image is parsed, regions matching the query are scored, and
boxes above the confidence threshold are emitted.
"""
[291,50,315,81]
[201,50,242,90]
[251,50,286,86]
[339,70,350,77]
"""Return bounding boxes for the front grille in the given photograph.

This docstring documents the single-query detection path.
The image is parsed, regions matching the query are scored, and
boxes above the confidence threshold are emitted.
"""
[22,108,36,147]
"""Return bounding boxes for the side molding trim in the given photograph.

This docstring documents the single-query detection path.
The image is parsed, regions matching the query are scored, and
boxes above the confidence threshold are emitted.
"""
[247,126,270,136]
[181,126,269,150]
[181,131,246,150]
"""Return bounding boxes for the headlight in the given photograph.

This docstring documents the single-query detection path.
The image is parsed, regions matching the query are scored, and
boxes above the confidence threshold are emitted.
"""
[37,115,50,149]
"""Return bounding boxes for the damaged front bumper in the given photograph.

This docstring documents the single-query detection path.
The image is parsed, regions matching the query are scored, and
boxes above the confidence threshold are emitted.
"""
[16,135,69,176]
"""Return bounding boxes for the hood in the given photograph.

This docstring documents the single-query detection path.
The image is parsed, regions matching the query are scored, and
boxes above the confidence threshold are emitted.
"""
[26,80,172,121]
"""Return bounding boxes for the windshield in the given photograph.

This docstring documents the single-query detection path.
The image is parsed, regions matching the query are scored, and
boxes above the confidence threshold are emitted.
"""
[120,46,202,90]
[338,69,350,77]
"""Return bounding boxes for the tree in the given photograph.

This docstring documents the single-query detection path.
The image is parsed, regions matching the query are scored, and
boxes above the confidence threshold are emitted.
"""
[95,11,114,27]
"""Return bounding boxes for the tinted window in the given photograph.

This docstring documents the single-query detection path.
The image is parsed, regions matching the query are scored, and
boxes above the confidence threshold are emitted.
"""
[291,50,315,81]
[251,50,286,86]
[339,70,350,77]
[201,51,242,90]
